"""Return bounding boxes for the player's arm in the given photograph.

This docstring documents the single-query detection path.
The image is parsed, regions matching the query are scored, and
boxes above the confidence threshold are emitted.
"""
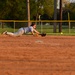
[33,29,40,34]
[31,29,40,36]
[31,29,46,37]
[31,31,35,35]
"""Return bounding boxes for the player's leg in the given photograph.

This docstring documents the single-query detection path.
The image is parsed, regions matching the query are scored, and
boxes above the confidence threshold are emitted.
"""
[13,28,24,36]
[2,28,24,36]
[2,31,17,36]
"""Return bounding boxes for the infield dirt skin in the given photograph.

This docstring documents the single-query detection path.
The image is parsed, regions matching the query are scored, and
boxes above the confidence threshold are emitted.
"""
[0,35,75,75]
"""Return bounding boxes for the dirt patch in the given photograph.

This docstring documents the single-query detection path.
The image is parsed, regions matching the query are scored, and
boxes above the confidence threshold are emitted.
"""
[0,35,75,75]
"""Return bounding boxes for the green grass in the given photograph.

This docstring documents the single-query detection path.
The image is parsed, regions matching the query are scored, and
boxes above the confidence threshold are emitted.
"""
[36,24,75,36]
[0,25,75,36]
[47,33,75,36]
[0,28,18,34]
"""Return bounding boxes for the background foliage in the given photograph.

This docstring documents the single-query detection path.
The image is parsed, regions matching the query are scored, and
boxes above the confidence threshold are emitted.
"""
[0,0,75,33]
[0,0,74,20]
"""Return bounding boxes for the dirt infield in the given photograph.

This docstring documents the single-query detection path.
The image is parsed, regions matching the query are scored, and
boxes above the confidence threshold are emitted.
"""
[0,35,75,75]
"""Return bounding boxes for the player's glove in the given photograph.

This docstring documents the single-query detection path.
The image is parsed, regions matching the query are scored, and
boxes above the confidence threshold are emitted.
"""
[39,33,46,37]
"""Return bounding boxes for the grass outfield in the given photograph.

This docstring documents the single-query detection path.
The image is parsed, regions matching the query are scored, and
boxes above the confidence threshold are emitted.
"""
[0,27,75,36]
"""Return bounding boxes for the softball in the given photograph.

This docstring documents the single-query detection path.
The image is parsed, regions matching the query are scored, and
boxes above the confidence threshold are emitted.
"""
[61,32,63,34]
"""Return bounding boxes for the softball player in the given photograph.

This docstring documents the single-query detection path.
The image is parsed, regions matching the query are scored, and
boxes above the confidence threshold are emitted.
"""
[2,23,39,36]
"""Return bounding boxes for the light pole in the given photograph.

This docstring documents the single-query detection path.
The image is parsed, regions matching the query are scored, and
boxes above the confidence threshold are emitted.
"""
[68,12,70,33]
[35,0,38,24]
[54,0,57,33]
[27,0,30,26]
[59,0,62,32]
[39,5,43,33]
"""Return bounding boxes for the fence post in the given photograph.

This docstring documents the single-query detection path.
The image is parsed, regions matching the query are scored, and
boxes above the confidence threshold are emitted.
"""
[14,21,15,32]
[1,22,4,29]
[68,21,70,33]
[41,22,43,33]
[54,0,57,33]
[68,12,70,33]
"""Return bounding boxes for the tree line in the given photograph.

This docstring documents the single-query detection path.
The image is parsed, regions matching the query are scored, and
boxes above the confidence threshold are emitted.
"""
[0,0,75,20]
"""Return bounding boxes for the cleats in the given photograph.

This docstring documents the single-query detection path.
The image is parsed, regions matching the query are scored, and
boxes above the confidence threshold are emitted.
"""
[2,31,7,35]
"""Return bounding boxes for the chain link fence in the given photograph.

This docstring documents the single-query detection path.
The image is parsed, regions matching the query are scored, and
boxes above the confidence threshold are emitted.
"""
[0,20,75,35]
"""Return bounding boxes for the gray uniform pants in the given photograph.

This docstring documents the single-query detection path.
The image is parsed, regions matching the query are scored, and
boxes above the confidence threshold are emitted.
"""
[7,28,24,36]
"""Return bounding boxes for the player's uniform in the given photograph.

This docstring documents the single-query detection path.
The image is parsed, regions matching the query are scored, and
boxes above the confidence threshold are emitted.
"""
[6,26,34,36]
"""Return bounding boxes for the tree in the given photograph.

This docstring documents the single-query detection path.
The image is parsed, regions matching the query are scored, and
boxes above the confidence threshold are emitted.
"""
[30,0,54,20]
[43,0,54,18]
[0,0,27,20]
